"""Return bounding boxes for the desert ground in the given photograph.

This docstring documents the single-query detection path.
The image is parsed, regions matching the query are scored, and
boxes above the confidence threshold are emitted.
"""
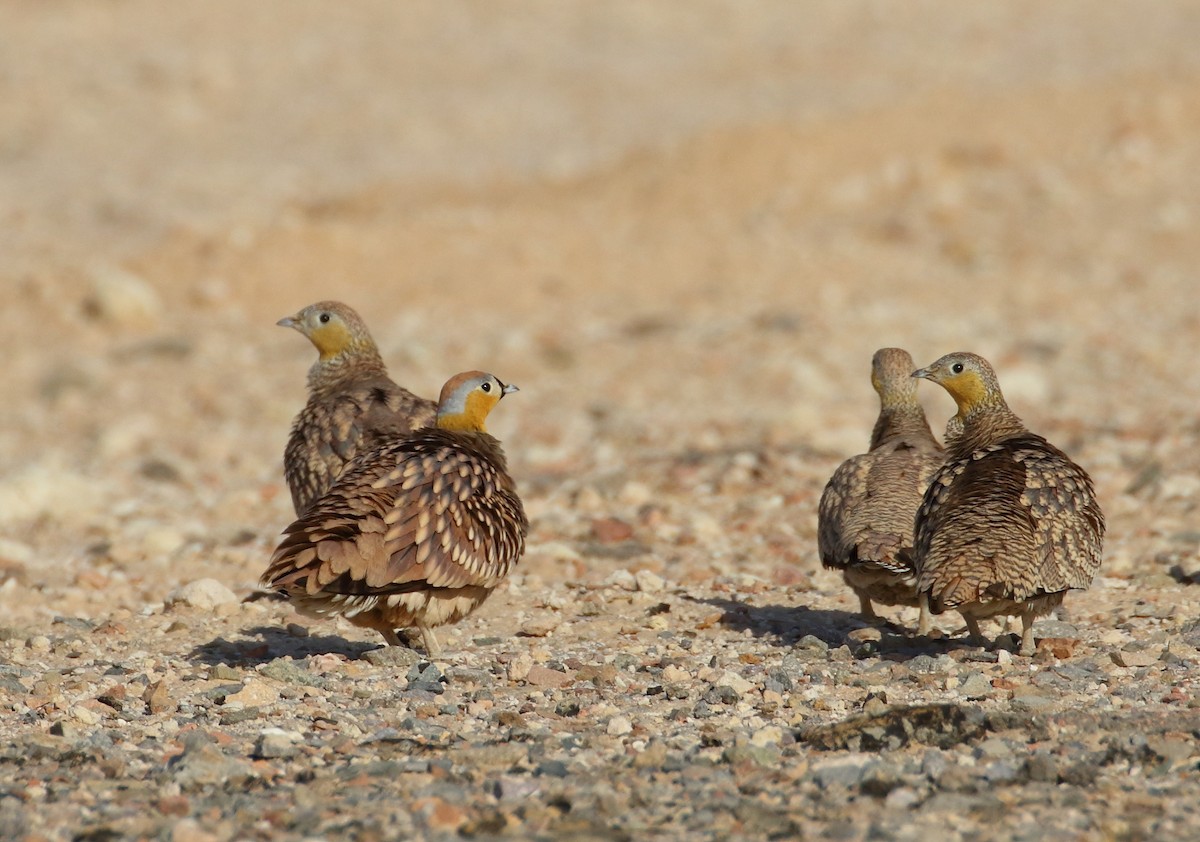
[3,2,1200,840]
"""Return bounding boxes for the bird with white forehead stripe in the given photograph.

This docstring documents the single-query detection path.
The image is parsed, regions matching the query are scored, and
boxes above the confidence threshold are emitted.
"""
[261,370,527,655]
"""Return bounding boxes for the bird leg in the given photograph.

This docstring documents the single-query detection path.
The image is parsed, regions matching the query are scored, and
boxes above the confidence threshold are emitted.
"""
[417,624,442,658]
[1018,613,1037,657]
[857,593,880,622]
[963,615,984,645]
[379,628,414,648]
[917,593,931,636]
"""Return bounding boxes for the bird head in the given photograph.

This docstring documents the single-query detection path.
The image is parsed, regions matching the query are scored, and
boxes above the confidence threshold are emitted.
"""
[870,347,920,407]
[911,352,1002,416]
[435,371,519,433]
[278,301,374,361]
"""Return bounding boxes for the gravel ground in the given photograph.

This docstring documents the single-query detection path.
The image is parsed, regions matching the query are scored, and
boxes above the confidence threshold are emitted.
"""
[4,4,1200,840]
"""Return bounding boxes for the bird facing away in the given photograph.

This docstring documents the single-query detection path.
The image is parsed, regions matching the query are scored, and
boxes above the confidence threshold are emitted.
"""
[261,371,528,655]
[817,348,945,624]
[911,352,1104,656]
[279,301,436,516]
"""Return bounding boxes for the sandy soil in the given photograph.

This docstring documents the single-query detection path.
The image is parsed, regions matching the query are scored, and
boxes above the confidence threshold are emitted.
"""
[3,3,1200,840]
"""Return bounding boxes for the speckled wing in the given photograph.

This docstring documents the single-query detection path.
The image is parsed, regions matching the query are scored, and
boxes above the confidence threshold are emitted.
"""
[819,441,942,574]
[266,429,527,600]
[1012,436,1105,591]
[914,434,1103,609]
[283,380,436,515]
[817,453,871,569]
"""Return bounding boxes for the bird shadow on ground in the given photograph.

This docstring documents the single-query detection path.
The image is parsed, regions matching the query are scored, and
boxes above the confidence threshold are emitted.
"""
[691,595,971,659]
[188,625,378,667]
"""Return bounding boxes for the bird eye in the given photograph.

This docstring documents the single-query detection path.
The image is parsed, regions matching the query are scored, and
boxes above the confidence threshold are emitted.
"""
[480,381,492,393]
[318,313,331,324]
[951,362,964,374]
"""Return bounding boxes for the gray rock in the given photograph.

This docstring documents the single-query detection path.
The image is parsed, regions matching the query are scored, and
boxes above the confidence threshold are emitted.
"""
[253,728,302,759]
[975,737,1013,760]
[362,646,423,669]
[796,635,829,654]
[722,744,781,768]
[921,749,949,781]
[169,735,253,789]
[1024,753,1059,782]
[259,659,326,687]
[980,761,1022,783]
[811,754,875,788]
[1010,694,1056,713]
[958,672,992,699]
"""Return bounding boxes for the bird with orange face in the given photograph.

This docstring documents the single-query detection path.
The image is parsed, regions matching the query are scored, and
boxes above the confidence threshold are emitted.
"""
[261,371,527,655]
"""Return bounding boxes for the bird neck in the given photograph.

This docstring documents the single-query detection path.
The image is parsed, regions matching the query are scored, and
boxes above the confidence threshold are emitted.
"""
[307,348,387,392]
[869,402,933,450]
[947,401,1027,454]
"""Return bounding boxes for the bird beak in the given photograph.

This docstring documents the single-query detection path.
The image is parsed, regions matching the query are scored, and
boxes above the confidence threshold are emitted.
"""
[277,314,299,329]
[501,382,520,397]
[911,366,933,380]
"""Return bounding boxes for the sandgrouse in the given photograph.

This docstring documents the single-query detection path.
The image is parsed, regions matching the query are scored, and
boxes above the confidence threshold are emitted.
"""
[817,348,945,624]
[279,301,436,516]
[911,352,1104,656]
[261,371,527,655]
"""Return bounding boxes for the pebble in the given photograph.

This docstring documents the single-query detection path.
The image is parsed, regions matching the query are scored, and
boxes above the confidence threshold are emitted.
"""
[607,716,633,737]
[253,728,303,759]
[69,704,101,726]
[603,570,638,591]
[85,263,163,328]
[167,579,238,610]
[361,646,422,669]
[0,539,34,565]
[885,786,921,809]
[811,754,875,788]
[170,819,219,842]
[519,615,562,637]
[1112,646,1163,668]
[508,652,534,682]
[635,569,666,593]
[958,673,993,700]
[525,665,571,688]
[715,670,755,695]
[224,681,280,708]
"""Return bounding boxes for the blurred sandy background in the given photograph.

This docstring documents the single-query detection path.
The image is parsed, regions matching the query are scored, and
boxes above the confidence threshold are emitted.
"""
[3,1,1200,624]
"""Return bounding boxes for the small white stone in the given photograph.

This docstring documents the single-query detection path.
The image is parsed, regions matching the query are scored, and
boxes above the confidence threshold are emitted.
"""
[885,786,920,810]
[86,263,163,329]
[0,539,34,565]
[716,670,755,695]
[662,665,690,683]
[618,482,653,506]
[606,715,633,737]
[507,652,534,682]
[750,726,784,747]
[1161,474,1200,501]
[167,578,238,610]
[688,513,724,542]
[603,569,638,591]
[634,570,666,593]
[142,527,188,559]
[533,541,582,563]
[70,705,101,726]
